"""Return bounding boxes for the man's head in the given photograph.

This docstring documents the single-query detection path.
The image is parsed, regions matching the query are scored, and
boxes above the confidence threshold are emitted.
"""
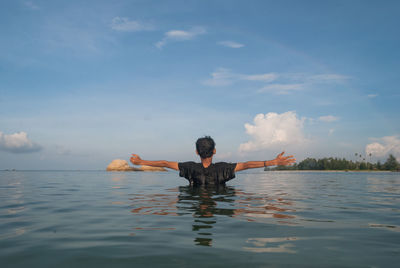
[196,136,216,159]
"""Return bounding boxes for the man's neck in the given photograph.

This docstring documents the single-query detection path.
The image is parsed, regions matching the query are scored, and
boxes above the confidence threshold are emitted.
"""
[201,157,213,168]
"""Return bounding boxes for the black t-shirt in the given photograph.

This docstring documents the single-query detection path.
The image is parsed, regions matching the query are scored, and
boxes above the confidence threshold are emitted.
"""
[178,162,237,185]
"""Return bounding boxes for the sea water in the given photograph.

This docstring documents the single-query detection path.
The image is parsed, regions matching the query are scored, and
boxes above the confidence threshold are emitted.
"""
[0,170,399,267]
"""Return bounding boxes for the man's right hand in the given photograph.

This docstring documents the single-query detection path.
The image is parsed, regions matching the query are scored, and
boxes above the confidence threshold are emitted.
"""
[130,154,142,165]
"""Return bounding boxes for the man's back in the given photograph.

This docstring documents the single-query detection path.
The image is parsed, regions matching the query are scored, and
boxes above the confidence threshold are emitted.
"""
[178,162,237,185]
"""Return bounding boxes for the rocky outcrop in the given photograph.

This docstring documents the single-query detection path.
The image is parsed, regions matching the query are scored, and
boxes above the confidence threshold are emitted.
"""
[139,165,167,172]
[106,159,167,172]
[106,159,141,171]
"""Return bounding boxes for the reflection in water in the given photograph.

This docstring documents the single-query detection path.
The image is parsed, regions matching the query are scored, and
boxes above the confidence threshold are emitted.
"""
[367,176,400,195]
[0,227,26,240]
[368,223,400,232]
[367,176,400,213]
[243,237,299,253]
[233,189,296,222]
[177,186,236,246]
[128,185,297,247]
[129,189,179,216]
[0,177,27,241]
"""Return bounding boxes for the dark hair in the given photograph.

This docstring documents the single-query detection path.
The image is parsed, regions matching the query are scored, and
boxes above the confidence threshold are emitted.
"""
[196,136,215,159]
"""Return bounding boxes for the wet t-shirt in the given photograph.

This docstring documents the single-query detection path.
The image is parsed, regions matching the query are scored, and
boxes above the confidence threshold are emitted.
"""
[178,162,237,185]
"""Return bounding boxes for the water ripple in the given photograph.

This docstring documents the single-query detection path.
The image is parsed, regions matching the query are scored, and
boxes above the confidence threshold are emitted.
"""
[0,170,399,267]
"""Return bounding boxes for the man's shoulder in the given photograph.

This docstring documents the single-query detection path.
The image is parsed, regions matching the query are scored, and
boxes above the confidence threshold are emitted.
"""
[178,161,199,168]
[179,161,198,165]
[213,162,237,168]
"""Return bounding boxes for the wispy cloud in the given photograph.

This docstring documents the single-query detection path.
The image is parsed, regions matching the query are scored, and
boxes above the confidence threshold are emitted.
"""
[239,111,306,152]
[24,1,40,10]
[318,115,339,122]
[204,68,350,95]
[41,16,153,55]
[258,73,349,94]
[45,26,99,52]
[217,41,244,48]
[0,131,42,153]
[367,94,378,98]
[55,145,72,156]
[203,68,277,86]
[307,74,350,83]
[156,26,206,48]
[42,18,117,54]
[242,73,277,81]
[258,84,303,94]
[203,68,235,86]
[111,17,153,32]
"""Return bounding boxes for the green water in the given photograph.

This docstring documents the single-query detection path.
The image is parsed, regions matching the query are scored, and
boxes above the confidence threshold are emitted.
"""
[1,171,399,267]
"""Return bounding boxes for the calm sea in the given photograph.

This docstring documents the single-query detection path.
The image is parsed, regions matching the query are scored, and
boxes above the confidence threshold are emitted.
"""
[0,170,399,267]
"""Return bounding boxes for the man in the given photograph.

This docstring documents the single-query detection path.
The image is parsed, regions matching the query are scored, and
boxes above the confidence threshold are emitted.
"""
[130,136,295,186]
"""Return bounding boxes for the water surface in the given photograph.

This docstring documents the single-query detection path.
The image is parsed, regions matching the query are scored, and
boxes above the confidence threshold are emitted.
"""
[1,171,399,267]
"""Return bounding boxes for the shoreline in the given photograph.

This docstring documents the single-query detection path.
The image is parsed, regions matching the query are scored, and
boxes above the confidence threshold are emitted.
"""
[265,170,396,173]
[1,169,396,173]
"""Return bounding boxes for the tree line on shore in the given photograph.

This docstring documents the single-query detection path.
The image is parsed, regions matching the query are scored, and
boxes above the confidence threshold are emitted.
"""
[266,154,400,171]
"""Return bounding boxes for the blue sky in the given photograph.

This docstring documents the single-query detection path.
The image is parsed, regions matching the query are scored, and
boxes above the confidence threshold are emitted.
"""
[1,0,399,169]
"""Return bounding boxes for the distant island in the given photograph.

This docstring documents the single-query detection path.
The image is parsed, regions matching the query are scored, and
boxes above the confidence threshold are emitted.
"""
[265,154,400,172]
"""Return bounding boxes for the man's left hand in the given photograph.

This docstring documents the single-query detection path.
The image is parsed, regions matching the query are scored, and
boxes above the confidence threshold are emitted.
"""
[273,152,296,166]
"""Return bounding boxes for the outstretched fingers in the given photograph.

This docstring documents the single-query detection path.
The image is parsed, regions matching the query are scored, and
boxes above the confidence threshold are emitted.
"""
[130,154,142,165]
[276,153,296,165]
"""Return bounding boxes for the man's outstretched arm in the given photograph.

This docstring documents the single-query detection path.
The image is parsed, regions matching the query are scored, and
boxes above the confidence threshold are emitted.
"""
[235,152,295,172]
[130,154,179,171]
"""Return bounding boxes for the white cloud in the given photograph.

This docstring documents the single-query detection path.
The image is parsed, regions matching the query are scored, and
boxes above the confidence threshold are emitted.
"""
[329,128,335,135]
[239,111,306,152]
[318,115,339,122]
[258,84,303,94]
[241,73,277,82]
[367,94,378,98]
[111,17,153,32]
[165,30,194,39]
[365,135,400,161]
[217,41,244,48]
[0,131,42,153]
[204,68,277,87]
[156,26,206,48]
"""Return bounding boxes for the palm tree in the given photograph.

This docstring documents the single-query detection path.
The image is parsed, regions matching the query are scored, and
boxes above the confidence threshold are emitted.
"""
[369,153,372,169]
